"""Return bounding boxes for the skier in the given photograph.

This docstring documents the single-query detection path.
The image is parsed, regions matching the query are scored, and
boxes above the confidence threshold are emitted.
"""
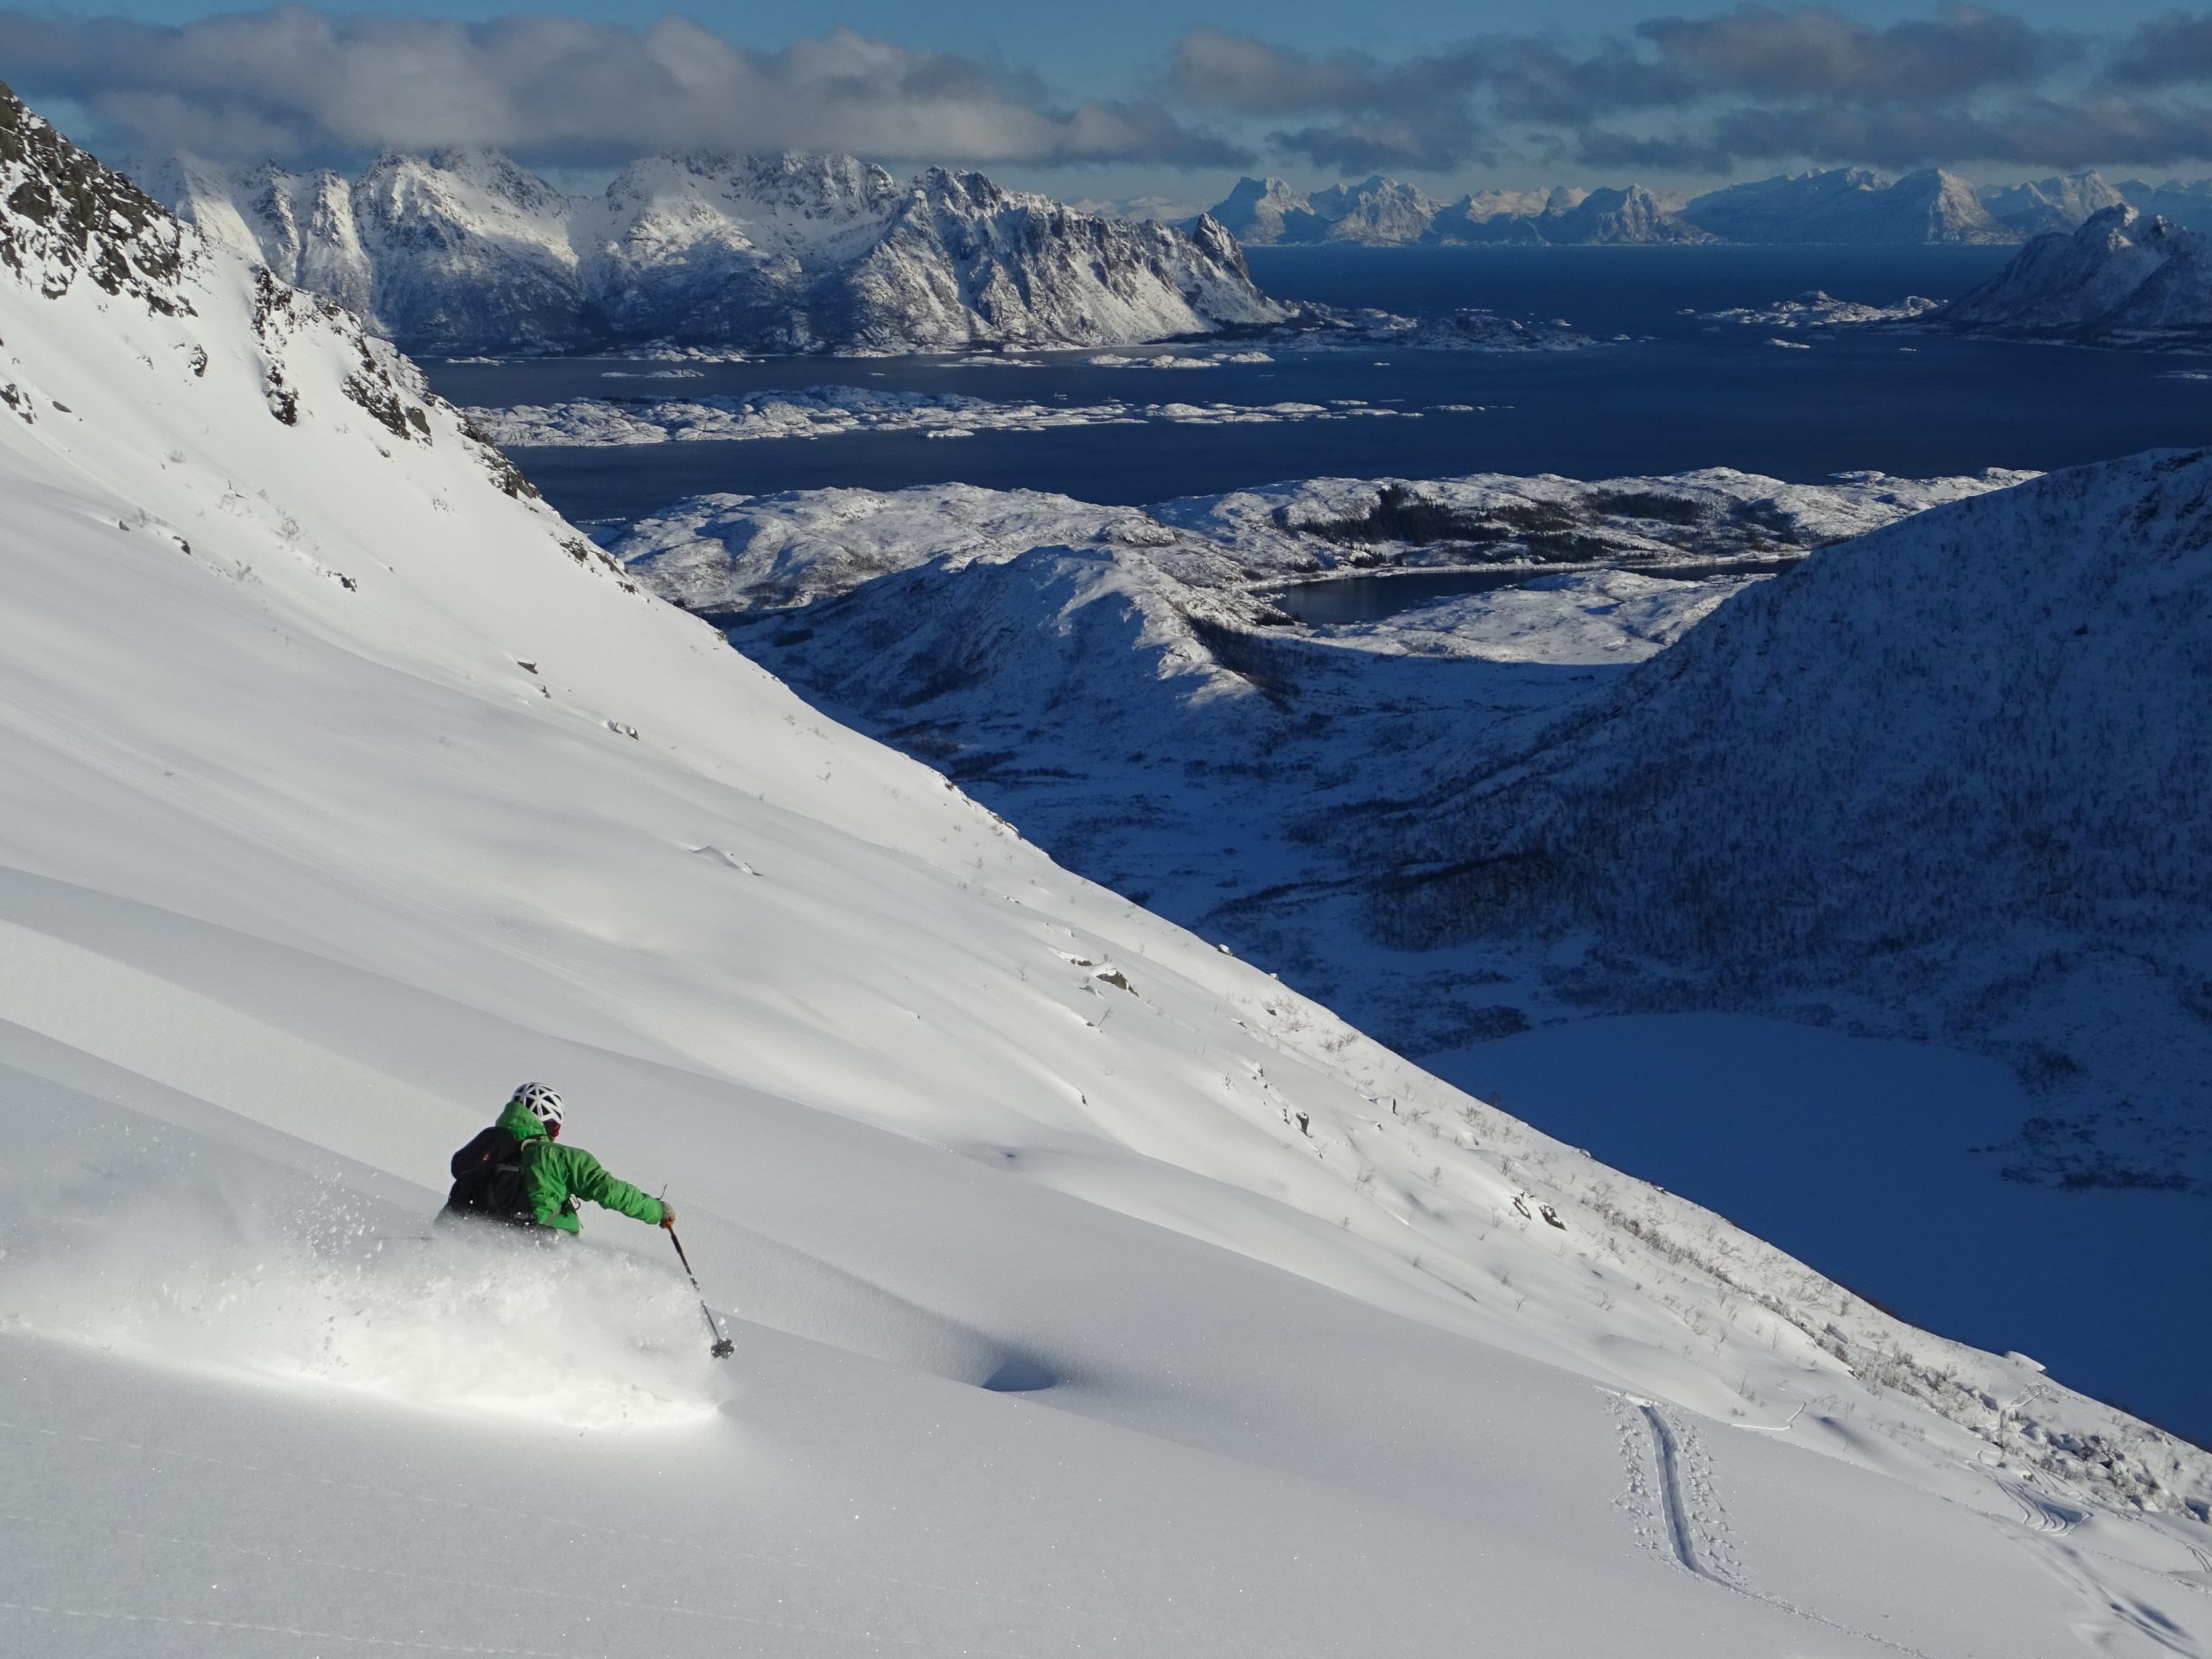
[442,1083,674,1236]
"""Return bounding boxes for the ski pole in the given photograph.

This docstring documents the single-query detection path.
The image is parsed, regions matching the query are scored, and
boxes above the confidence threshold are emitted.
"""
[668,1224,736,1359]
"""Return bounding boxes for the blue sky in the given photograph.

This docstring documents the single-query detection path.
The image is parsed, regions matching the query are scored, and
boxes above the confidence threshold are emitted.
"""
[8,3,2212,206]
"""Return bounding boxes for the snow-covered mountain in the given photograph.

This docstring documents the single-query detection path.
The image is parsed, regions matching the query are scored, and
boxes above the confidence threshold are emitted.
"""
[1211,168,1990,245]
[1342,450,2212,1200]
[1200,174,1445,245]
[1456,183,1712,245]
[611,464,2212,1440]
[8,77,2211,1656]
[2118,177,2212,234]
[1683,167,2018,244]
[1939,205,2212,342]
[1205,175,1322,242]
[1307,175,1446,243]
[1980,171,2129,236]
[160,147,1281,355]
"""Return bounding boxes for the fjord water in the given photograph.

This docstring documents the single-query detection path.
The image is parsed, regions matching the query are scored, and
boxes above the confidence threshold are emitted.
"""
[428,245,2212,524]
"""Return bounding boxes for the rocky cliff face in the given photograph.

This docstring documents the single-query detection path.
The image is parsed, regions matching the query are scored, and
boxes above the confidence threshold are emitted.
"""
[161,148,1281,356]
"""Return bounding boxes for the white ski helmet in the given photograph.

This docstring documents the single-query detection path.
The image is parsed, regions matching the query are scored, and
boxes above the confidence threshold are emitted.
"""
[511,1082,564,1128]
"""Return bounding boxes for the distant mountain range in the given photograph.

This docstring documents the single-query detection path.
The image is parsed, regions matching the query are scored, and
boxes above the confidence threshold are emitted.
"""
[1201,175,1712,246]
[1203,166,2212,248]
[148,149,1282,357]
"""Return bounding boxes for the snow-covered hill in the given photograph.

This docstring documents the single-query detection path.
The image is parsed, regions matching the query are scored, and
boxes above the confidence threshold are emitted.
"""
[6,79,2212,1656]
[161,146,1281,355]
[1684,167,2017,244]
[1339,450,2212,1202]
[1940,205,2212,343]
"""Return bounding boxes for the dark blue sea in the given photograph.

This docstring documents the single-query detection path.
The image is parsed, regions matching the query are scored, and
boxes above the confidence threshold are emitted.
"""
[424,245,2212,524]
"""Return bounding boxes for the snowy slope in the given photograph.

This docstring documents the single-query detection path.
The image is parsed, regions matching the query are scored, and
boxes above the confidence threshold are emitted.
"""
[1941,205,2212,343]
[1202,175,1324,243]
[167,147,1281,355]
[1684,167,2018,244]
[1340,449,2212,1201]
[4,80,2211,1658]
[610,467,2027,1026]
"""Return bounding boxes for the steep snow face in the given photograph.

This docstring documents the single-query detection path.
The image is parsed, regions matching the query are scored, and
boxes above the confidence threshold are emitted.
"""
[1981,171,2128,236]
[1308,175,1446,243]
[1684,166,2017,244]
[1518,183,1713,245]
[349,148,590,353]
[1205,175,1320,243]
[8,83,2212,1655]
[575,150,906,341]
[826,169,1279,353]
[1347,449,2212,1196]
[163,147,1280,354]
[1205,175,1443,245]
[613,467,2032,1040]
[152,156,377,319]
[1940,205,2212,340]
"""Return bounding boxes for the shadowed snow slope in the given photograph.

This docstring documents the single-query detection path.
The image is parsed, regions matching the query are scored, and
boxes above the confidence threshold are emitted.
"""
[3,81,2211,1658]
[1351,448,2212,1198]
[1941,204,2212,343]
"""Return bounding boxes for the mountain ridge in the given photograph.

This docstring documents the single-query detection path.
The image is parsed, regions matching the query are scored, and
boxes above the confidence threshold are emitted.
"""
[157,144,1282,356]
[1205,166,2011,245]
[1938,204,2212,342]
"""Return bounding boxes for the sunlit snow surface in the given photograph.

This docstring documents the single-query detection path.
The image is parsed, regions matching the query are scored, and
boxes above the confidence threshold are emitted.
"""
[3,92,2211,1658]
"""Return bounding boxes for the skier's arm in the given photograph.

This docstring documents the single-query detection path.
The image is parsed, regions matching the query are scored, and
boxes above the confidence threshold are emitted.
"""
[550,1145,666,1226]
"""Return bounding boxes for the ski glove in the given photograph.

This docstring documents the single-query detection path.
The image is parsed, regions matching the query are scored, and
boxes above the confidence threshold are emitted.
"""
[659,1202,677,1229]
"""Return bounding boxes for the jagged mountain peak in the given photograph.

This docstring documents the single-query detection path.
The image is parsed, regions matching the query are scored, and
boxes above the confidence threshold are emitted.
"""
[1939,200,2212,340]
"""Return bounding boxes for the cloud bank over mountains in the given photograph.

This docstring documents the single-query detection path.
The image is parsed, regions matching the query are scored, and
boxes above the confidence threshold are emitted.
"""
[1170,8,2212,174]
[12,3,2212,179]
[0,7,1248,168]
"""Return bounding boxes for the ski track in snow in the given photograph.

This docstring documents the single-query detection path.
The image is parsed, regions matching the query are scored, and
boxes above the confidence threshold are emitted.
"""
[1614,1394,1955,1659]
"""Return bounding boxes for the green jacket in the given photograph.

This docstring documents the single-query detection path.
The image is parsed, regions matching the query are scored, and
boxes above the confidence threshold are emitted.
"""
[496,1101,665,1234]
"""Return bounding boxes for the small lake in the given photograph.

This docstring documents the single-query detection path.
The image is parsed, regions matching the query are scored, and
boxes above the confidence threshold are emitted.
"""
[1269,556,1804,625]
[422,245,2212,523]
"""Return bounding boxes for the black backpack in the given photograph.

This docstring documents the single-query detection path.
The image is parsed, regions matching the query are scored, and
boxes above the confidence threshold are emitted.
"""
[445,1124,535,1224]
